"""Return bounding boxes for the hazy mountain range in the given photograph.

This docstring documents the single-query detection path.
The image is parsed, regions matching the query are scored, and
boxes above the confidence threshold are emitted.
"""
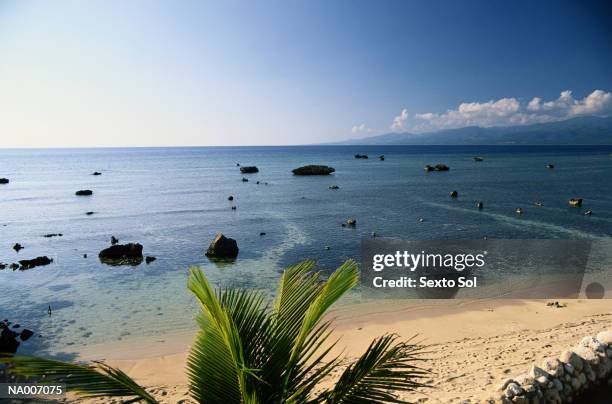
[332,116,612,145]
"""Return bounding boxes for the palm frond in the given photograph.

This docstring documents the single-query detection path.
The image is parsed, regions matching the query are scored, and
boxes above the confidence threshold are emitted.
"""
[0,356,158,403]
[320,334,430,404]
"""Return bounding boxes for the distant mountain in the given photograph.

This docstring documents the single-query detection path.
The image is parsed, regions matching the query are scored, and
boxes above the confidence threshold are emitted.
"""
[333,116,612,145]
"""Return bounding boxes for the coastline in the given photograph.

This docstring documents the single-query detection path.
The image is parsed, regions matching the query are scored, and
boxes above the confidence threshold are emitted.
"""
[69,298,612,403]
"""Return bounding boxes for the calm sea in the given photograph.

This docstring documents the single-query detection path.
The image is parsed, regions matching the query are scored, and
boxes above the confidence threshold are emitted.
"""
[1,145,612,357]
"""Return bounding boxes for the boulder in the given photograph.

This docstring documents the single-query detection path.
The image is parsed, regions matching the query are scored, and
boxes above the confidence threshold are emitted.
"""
[75,190,93,196]
[205,234,239,259]
[569,198,582,207]
[292,165,335,175]
[559,350,583,372]
[19,256,53,270]
[98,243,144,266]
[19,329,34,341]
[596,330,612,345]
[0,326,19,354]
[240,166,259,173]
[0,178,9,184]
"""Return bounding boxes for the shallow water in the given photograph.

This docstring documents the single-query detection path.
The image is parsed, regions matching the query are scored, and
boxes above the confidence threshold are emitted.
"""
[1,145,611,357]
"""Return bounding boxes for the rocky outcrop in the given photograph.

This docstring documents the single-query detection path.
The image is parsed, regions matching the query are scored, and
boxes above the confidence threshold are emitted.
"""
[18,256,53,270]
[75,190,93,196]
[0,320,34,355]
[205,234,239,259]
[98,243,144,266]
[424,164,450,172]
[0,178,9,184]
[485,329,612,404]
[292,165,335,175]
[569,198,583,207]
[240,166,259,173]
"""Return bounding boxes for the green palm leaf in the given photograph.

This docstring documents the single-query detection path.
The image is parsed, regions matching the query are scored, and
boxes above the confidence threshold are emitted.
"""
[319,334,430,404]
[0,356,158,403]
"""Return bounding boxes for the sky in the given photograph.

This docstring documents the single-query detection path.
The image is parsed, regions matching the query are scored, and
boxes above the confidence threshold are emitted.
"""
[1,0,611,147]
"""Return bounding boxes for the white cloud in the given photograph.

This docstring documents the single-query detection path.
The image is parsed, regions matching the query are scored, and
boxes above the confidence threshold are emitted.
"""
[390,108,409,131]
[351,123,371,134]
[406,89,611,132]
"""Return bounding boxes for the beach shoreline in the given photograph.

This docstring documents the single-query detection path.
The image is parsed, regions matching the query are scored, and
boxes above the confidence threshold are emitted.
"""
[68,298,612,403]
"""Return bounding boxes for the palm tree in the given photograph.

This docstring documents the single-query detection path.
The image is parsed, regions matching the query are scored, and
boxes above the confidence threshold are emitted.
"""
[2,259,429,403]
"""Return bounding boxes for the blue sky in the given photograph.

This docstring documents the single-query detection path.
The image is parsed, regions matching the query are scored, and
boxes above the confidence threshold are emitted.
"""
[1,0,611,147]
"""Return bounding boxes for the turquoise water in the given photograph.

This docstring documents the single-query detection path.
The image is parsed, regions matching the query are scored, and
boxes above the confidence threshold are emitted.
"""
[1,145,611,357]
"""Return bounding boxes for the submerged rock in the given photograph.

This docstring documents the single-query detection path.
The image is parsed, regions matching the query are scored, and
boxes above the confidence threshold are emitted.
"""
[205,234,239,259]
[19,256,53,270]
[240,166,259,173]
[0,178,9,184]
[292,165,335,175]
[75,190,93,196]
[98,243,144,266]
[569,198,583,207]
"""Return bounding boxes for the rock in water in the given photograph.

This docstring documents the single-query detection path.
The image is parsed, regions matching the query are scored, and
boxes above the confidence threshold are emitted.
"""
[345,218,357,227]
[546,164,555,169]
[145,256,156,264]
[98,243,144,266]
[354,154,368,159]
[424,165,435,172]
[19,329,34,341]
[473,156,484,162]
[0,178,9,184]
[450,190,458,198]
[13,243,24,252]
[242,177,249,182]
[92,172,102,176]
[240,166,259,173]
[569,198,582,207]
[228,195,234,201]
[18,256,53,270]
[434,164,450,171]
[328,185,340,190]
[378,155,385,161]
[75,190,93,196]
[476,201,484,209]
[292,165,335,175]
[111,236,119,245]
[205,234,239,259]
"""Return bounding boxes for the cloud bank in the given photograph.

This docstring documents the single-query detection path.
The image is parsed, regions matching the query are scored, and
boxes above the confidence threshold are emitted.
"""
[392,89,612,133]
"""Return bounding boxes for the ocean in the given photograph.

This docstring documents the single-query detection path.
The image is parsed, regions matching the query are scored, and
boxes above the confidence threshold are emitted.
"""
[1,145,612,357]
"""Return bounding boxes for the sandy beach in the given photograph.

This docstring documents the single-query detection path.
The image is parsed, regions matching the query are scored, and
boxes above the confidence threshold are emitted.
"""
[66,298,612,403]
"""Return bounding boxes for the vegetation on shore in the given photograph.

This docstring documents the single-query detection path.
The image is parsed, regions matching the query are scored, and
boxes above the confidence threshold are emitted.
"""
[2,259,429,403]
